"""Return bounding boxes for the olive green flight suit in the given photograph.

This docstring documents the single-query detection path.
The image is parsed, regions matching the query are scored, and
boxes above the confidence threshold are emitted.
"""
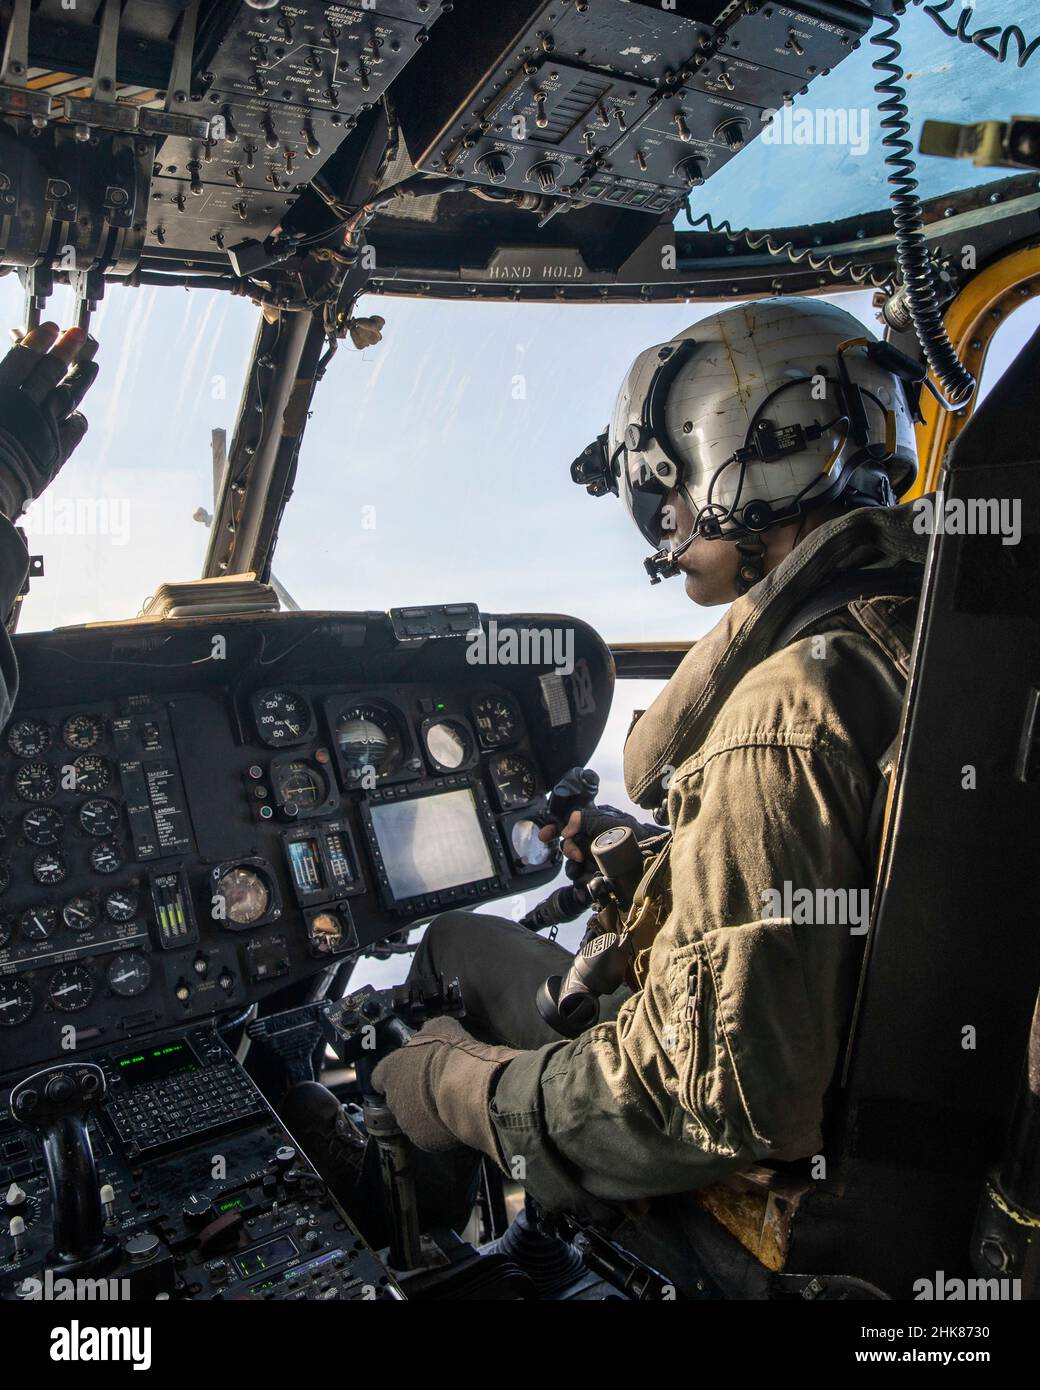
[414,500,929,1221]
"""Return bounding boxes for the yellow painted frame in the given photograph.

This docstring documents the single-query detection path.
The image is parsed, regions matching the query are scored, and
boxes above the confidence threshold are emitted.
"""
[908,243,1040,498]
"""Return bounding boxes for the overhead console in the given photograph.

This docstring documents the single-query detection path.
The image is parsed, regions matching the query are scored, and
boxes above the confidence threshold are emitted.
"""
[393,0,882,217]
[0,607,612,1076]
[0,0,897,310]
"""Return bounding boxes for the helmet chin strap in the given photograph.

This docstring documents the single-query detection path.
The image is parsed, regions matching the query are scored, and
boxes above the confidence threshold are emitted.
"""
[734,535,767,595]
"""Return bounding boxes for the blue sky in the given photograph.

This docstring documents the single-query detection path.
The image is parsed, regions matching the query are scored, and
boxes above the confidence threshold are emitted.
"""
[671,0,1031,231]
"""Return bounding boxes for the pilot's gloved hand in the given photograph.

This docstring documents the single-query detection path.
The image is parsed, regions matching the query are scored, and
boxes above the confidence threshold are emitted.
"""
[370,1018,521,1158]
[0,324,99,521]
[538,803,664,875]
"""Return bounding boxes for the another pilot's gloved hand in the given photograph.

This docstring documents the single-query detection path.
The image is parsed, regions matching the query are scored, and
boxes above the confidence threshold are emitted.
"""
[539,803,664,876]
[370,1018,521,1158]
[0,324,99,522]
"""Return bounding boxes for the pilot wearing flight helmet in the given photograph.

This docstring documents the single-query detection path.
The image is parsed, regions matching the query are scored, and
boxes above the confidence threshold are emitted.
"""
[289,296,934,1224]
[0,306,932,1229]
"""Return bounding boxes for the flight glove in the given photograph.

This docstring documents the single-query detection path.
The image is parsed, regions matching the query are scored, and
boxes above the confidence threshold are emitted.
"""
[558,803,666,878]
[0,335,99,521]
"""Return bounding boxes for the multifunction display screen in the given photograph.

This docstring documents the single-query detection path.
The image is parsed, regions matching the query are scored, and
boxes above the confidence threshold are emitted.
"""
[368,788,496,901]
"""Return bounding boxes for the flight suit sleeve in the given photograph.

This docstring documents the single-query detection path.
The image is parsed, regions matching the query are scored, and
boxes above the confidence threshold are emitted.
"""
[489,718,876,1220]
[0,515,28,728]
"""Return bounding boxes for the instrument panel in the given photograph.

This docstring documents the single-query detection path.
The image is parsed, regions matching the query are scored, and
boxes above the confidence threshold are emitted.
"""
[0,611,612,1077]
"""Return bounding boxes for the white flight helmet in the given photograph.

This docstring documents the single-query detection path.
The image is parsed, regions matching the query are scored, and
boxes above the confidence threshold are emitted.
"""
[573,298,921,584]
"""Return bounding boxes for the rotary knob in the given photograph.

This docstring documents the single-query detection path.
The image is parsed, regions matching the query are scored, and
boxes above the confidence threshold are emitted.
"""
[474,152,510,184]
[674,157,705,188]
[529,160,563,193]
[715,118,748,151]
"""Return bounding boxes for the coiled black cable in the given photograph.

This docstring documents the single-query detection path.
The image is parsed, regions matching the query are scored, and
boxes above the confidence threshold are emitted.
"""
[686,3,1036,405]
[872,10,976,408]
[915,0,1040,68]
[681,202,894,292]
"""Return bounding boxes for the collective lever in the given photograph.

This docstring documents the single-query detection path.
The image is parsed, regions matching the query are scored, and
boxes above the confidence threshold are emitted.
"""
[10,1062,116,1274]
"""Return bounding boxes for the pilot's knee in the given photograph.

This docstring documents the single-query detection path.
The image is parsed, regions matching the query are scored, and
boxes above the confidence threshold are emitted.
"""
[413,910,472,971]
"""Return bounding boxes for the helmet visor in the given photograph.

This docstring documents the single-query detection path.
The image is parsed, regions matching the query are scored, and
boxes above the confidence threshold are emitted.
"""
[617,449,674,548]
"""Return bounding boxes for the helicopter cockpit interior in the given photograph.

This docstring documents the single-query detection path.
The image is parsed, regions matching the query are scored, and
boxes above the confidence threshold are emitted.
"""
[0,0,1038,1329]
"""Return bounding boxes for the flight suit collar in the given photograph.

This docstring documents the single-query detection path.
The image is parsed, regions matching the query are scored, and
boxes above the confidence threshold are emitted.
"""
[623,499,931,807]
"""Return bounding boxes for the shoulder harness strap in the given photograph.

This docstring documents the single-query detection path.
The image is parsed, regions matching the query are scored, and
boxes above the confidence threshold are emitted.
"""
[768,566,922,657]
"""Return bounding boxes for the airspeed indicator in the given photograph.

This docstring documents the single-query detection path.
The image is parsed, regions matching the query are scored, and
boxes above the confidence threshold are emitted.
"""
[252,690,313,748]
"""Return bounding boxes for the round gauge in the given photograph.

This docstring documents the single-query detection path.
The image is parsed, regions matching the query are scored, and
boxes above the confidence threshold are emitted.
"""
[78,798,120,839]
[0,913,14,948]
[276,760,326,811]
[7,718,51,758]
[423,718,474,773]
[48,964,95,1013]
[20,906,58,941]
[104,888,138,923]
[491,753,539,811]
[106,952,152,999]
[32,850,66,886]
[336,704,404,782]
[72,755,111,794]
[63,895,99,933]
[472,693,522,749]
[216,866,270,925]
[14,762,58,803]
[89,841,123,875]
[308,911,343,954]
[0,859,8,895]
[62,714,105,751]
[0,978,34,1027]
[253,689,313,747]
[511,818,551,868]
[22,806,64,847]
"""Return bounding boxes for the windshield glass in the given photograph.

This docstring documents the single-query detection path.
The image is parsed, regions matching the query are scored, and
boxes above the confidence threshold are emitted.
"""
[1,278,257,632]
[274,292,747,643]
[8,279,1037,641]
[674,0,1035,230]
[271,285,1034,643]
